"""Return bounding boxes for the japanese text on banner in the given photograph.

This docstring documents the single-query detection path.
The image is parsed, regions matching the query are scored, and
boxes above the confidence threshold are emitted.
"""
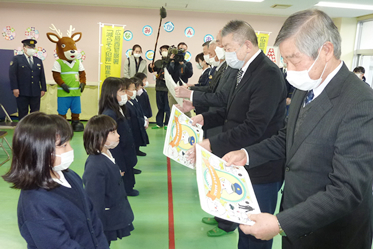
[100,26,124,88]
[256,33,270,54]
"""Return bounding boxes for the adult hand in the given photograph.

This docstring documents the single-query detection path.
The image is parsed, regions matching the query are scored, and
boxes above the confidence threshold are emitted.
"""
[182,100,195,112]
[191,114,204,126]
[286,98,291,105]
[179,61,184,65]
[61,84,70,93]
[80,83,86,93]
[186,144,196,164]
[145,119,149,129]
[150,63,155,69]
[239,213,280,241]
[198,139,211,152]
[41,91,45,97]
[222,150,248,166]
[13,89,20,98]
[170,54,175,59]
[175,86,192,98]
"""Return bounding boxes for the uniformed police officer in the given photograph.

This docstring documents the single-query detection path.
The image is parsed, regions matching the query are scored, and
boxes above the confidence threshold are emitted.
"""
[9,39,46,120]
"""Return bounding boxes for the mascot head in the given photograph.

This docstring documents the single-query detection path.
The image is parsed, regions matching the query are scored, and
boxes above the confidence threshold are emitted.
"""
[47,24,82,61]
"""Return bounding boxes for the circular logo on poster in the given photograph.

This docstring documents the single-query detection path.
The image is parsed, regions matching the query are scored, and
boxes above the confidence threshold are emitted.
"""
[142,25,153,36]
[145,50,154,61]
[123,30,133,41]
[164,21,175,32]
[184,27,195,38]
[204,34,214,42]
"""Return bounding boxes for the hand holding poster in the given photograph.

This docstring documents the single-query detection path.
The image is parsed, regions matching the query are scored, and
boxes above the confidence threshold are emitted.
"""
[195,144,260,225]
[164,68,184,106]
[163,106,204,169]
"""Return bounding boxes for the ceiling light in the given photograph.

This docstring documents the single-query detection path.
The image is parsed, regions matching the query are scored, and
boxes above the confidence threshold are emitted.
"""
[315,1,373,10]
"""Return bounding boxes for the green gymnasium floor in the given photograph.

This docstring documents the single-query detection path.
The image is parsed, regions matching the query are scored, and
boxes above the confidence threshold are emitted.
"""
[0,124,283,249]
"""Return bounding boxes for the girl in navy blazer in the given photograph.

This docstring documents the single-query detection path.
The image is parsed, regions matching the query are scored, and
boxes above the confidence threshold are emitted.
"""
[125,77,149,157]
[134,72,153,119]
[98,77,139,196]
[83,115,134,245]
[2,112,109,249]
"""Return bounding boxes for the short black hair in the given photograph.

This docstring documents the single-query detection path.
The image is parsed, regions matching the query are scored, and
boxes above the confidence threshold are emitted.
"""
[134,72,147,82]
[160,45,170,55]
[2,112,73,190]
[84,115,117,155]
[178,42,188,49]
[99,77,126,119]
[122,77,135,90]
[195,52,205,63]
[131,77,143,89]
[353,66,365,74]
[132,44,142,53]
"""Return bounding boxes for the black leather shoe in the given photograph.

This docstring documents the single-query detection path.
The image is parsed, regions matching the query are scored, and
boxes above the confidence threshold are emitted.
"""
[133,169,142,174]
[136,150,146,156]
[127,189,139,196]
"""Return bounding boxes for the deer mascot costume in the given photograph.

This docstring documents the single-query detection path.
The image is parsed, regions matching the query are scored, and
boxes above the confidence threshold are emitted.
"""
[47,24,86,132]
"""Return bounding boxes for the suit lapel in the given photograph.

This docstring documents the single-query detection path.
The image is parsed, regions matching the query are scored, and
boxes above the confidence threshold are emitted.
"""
[227,52,264,111]
[286,62,348,162]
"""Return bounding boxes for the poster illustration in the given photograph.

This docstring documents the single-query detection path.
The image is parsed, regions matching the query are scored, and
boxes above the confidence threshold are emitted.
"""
[195,145,260,225]
[163,105,204,169]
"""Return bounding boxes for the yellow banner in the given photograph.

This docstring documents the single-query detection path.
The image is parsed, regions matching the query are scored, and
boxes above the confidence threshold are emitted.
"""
[100,25,124,88]
[256,33,270,54]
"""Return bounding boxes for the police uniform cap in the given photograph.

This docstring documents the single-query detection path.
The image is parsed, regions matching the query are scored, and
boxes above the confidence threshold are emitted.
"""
[22,39,37,47]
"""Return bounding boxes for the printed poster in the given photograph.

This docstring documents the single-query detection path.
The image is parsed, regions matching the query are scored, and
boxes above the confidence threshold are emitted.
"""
[164,68,184,106]
[163,105,204,169]
[256,32,270,54]
[100,25,124,88]
[195,145,260,225]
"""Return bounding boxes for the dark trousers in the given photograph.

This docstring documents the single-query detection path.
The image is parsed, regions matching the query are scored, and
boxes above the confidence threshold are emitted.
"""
[16,96,40,120]
[238,181,283,249]
[156,91,170,127]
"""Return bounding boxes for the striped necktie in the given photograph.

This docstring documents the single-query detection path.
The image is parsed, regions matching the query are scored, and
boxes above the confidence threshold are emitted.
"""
[28,56,33,68]
[236,69,244,87]
[304,90,314,106]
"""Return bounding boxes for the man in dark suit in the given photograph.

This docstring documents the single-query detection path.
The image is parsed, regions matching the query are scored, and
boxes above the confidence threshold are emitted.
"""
[9,39,46,120]
[223,10,373,249]
[191,20,287,249]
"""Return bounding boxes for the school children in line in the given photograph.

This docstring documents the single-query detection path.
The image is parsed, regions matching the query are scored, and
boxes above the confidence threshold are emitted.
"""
[2,112,109,248]
[99,77,139,196]
[134,72,153,120]
[83,115,135,246]
[124,77,149,158]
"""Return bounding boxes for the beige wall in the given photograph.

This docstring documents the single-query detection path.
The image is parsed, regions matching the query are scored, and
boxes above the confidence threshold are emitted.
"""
[333,17,358,70]
[0,2,286,86]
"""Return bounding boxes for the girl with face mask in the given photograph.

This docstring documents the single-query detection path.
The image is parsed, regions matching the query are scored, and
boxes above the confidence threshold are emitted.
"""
[187,53,211,88]
[99,77,139,196]
[124,44,148,78]
[83,115,135,246]
[2,112,109,248]
[134,72,152,120]
[125,77,149,158]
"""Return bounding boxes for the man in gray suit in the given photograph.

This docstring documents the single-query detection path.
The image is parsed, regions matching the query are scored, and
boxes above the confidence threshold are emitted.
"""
[223,9,373,249]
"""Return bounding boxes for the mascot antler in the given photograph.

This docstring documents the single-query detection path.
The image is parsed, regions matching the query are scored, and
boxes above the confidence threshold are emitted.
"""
[49,24,63,38]
[67,25,76,38]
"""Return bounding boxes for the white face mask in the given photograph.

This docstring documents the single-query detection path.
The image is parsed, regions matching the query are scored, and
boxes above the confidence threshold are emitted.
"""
[133,53,141,58]
[105,140,119,149]
[225,44,246,69]
[196,63,203,70]
[286,45,327,91]
[130,90,137,99]
[118,94,128,106]
[355,73,363,80]
[215,46,225,60]
[161,51,168,58]
[144,81,149,87]
[209,56,220,67]
[53,150,74,171]
[203,54,210,63]
[137,88,144,96]
[26,48,36,57]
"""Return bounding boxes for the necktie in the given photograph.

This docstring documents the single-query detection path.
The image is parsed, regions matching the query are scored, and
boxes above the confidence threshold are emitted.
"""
[236,69,244,87]
[28,57,33,68]
[304,90,314,106]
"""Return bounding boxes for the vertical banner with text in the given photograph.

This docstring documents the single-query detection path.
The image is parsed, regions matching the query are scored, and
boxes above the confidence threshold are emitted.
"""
[100,25,124,89]
[256,33,270,54]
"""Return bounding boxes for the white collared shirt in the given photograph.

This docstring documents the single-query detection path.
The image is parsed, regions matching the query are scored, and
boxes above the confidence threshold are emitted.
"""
[102,150,116,164]
[24,53,33,65]
[52,170,71,188]
[237,49,261,82]
[312,61,343,100]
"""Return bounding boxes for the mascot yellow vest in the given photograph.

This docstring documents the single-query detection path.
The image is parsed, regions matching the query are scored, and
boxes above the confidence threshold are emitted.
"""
[57,59,81,97]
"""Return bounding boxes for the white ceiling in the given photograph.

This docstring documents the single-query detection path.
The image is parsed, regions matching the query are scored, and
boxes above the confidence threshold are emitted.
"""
[2,0,373,18]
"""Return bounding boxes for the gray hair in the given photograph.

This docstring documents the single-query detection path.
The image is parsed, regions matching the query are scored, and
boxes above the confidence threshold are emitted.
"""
[222,20,258,47]
[202,41,211,48]
[274,9,341,59]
